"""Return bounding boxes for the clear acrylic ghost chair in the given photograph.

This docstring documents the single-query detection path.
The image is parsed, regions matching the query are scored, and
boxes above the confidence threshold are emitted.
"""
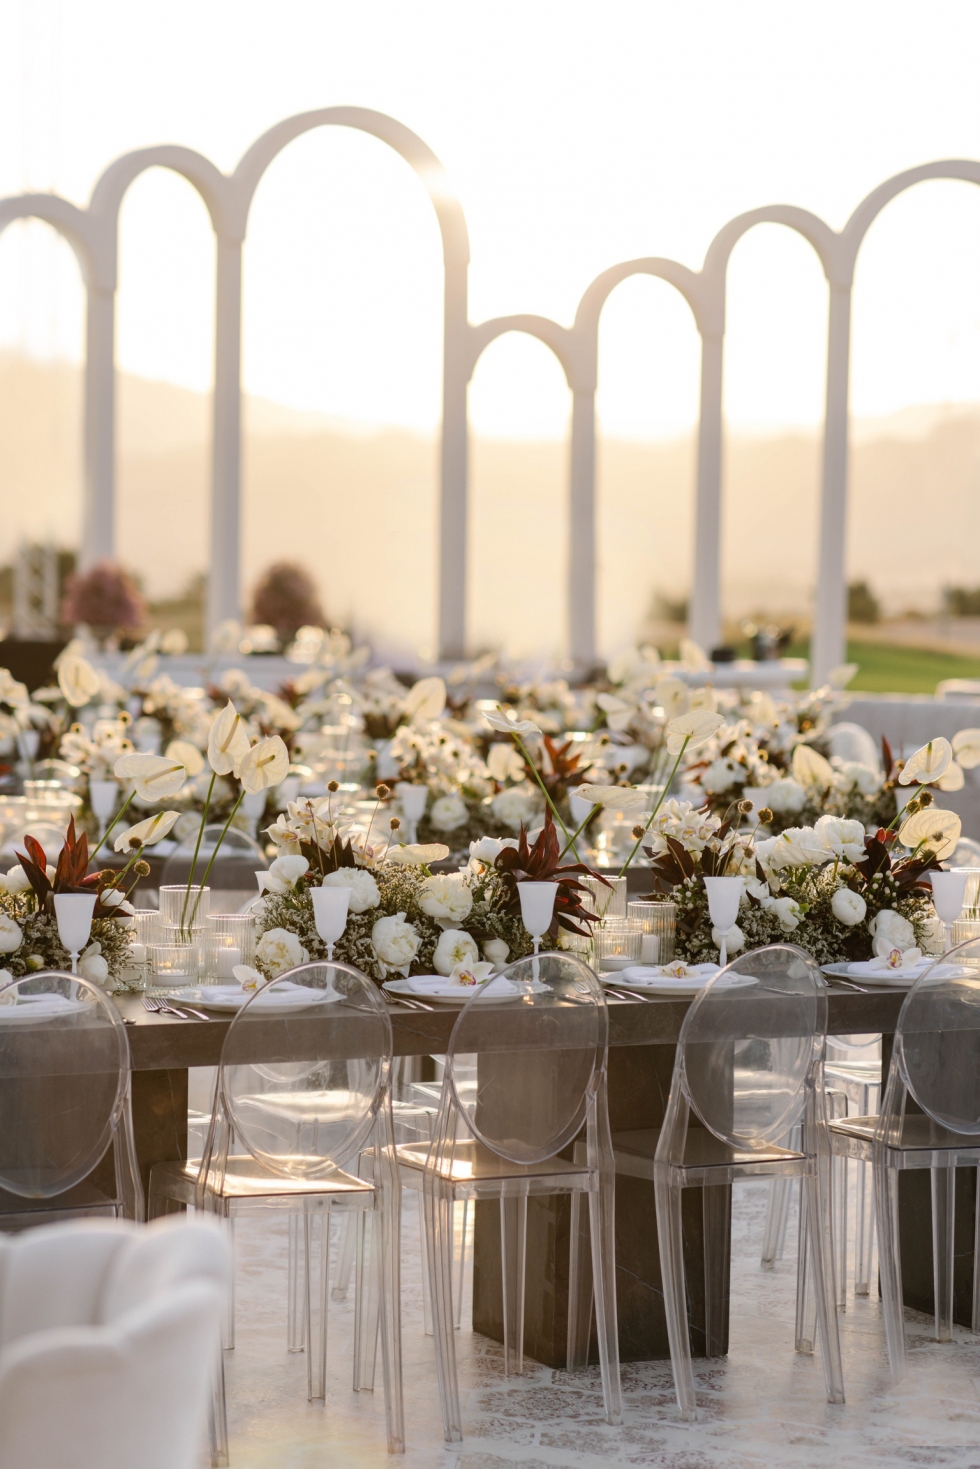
[0,972,143,1230]
[373,951,621,1444]
[147,961,404,1459]
[829,936,980,1376]
[611,943,844,1419]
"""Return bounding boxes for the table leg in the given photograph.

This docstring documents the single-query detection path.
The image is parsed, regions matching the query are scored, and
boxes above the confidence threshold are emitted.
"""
[131,1068,189,1204]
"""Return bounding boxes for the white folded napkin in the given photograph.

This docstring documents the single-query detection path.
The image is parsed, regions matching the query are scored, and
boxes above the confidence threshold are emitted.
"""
[619,963,719,986]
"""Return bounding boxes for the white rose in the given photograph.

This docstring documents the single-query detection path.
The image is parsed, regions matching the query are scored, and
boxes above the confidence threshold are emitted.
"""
[419,873,474,926]
[491,786,537,833]
[870,909,915,956]
[78,942,109,986]
[711,923,744,955]
[814,815,866,863]
[433,928,479,976]
[0,913,22,954]
[763,778,807,815]
[428,793,469,833]
[764,896,801,931]
[3,865,32,896]
[321,867,380,914]
[831,888,867,927]
[265,854,310,893]
[469,836,517,864]
[256,927,309,977]
[768,826,831,871]
[371,912,421,972]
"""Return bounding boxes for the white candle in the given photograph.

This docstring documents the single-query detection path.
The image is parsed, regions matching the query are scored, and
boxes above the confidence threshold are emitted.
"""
[217,946,242,981]
[640,934,660,964]
[601,954,635,972]
[131,943,146,965]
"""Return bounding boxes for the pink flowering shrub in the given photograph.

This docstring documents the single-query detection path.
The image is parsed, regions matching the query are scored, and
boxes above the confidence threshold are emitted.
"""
[250,562,325,644]
[61,561,146,639]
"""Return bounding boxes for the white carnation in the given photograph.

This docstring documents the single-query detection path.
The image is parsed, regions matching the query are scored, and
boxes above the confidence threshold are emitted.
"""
[419,873,473,926]
[321,867,380,914]
[428,793,469,833]
[256,926,309,977]
[831,888,867,927]
[371,912,421,972]
[433,928,479,976]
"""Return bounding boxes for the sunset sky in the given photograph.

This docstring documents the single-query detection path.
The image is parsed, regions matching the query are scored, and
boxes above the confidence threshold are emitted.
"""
[2,0,980,442]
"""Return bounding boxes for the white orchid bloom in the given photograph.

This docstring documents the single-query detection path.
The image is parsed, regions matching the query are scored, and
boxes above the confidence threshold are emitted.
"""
[403,676,447,722]
[665,710,725,755]
[953,728,980,770]
[207,702,251,777]
[114,752,187,802]
[573,783,649,812]
[166,738,205,777]
[239,736,290,794]
[57,653,101,708]
[792,744,835,791]
[483,706,542,737]
[898,738,953,786]
[898,807,961,862]
[385,842,450,865]
[113,810,181,852]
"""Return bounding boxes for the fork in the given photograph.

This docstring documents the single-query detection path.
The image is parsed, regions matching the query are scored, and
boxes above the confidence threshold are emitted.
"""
[383,992,434,1012]
[143,994,211,1021]
[604,985,657,1004]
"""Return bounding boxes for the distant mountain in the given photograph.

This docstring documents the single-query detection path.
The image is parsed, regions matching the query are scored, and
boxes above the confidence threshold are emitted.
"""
[0,352,977,658]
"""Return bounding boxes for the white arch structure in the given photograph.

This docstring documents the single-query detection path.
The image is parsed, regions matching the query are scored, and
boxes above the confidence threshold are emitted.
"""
[0,117,977,684]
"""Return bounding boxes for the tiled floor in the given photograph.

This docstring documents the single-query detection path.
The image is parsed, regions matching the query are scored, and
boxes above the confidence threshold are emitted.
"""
[221,1182,980,1468]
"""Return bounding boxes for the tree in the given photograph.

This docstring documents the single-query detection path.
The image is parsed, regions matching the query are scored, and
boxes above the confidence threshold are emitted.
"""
[250,562,325,644]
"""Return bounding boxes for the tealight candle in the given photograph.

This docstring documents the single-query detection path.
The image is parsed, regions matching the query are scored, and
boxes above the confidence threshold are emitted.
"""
[217,945,242,980]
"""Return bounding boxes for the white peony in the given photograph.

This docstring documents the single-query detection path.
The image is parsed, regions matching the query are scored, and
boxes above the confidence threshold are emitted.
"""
[321,867,380,914]
[711,923,745,954]
[838,761,881,797]
[78,942,109,986]
[762,896,802,931]
[767,826,832,871]
[428,793,469,832]
[762,778,807,815]
[831,888,867,927]
[433,928,479,976]
[0,913,22,953]
[814,815,867,862]
[700,758,742,794]
[264,854,310,894]
[256,927,309,977]
[469,836,518,864]
[419,873,473,926]
[483,937,510,967]
[371,912,421,972]
[491,785,537,832]
[870,909,915,956]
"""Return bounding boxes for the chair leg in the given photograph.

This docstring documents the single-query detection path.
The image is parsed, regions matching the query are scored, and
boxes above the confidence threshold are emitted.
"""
[223,1217,236,1352]
[332,1209,358,1301]
[655,1171,696,1419]
[208,1344,230,1467]
[829,1096,848,1312]
[354,1209,380,1392]
[304,1210,329,1403]
[287,1213,305,1353]
[589,1178,623,1425]
[795,1179,816,1354]
[499,1194,528,1377]
[854,1158,875,1297]
[931,1166,956,1343]
[424,1183,462,1442]
[377,1193,405,1454]
[453,1199,469,1331]
[803,1171,845,1404]
[875,1155,907,1377]
[761,1177,793,1267]
[974,1167,980,1335]
[419,1193,434,1337]
[702,1185,730,1358]
[566,1188,594,1371]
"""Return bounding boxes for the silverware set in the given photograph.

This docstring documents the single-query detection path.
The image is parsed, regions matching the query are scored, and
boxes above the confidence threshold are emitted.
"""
[383,992,435,1012]
[142,994,211,1021]
[604,985,657,1004]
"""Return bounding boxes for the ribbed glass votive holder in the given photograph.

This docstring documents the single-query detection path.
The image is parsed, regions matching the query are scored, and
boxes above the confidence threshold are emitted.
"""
[627,899,676,965]
[205,913,256,981]
[592,920,643,972]
[580,874,627,921]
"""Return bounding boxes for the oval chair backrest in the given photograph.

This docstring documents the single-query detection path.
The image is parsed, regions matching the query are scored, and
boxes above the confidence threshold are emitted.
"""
[446,951,607,1167]
[896,938,980,1135]
[218,961,393,1179]
[677,944,826,1150]
[0,972,130,1199]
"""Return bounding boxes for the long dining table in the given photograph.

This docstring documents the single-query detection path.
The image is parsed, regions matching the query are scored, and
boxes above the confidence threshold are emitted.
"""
[114,983,972,1366]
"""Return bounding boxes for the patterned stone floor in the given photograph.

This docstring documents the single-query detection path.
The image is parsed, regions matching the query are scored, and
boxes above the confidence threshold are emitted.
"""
[219,1181,980,1469]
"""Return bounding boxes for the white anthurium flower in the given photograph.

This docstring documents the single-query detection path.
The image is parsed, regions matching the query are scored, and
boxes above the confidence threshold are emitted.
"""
[653,676,689,720]
[0,913,22,953]
[665,710,725,755]
[166,739,205,777]
[688,686,717,713]
[114,752,187,802]
[952,728,980,770]
[898,738,953,786]
[827,664,858,689]
[792,744,835,791]
[320,867,381,913]
[814,815,867,862]
[113,810,181,853]
[239,736,290,794]
[596,692,634,732]
[487,743,525,783]
[57,653,101,708]
[831,888,867,926]
[483,707,542,737]
[680,638,713,671]
[937,760,966,792]
[574,783,648,813]
[207,702,251,777]
[898,807,962,862]
[256,927,308,976]
[420,873,474,926]
[264,854,310,894]
[433,928,480,976]
[0,670,29,707]
[371,912,421,972]
[385,843,450,866]
[403,676,447,723]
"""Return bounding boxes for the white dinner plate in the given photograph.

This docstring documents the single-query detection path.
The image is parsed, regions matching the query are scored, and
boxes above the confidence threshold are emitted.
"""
[605,964,756,998]
[172,983,344,1013]
[0,995,90,1023]
[383,975,548,1006]
[820,960,969,989]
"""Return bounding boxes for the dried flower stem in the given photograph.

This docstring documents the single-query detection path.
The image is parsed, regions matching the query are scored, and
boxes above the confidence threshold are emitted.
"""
[89,792,135,860]
[181,771,216,934]
[617,735,691,879]
[511,733,580,861]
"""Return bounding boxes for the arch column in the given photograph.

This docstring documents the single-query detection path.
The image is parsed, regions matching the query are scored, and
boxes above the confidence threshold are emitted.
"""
[438,267,470,660]
[568,385,597,667]
[208,236,244,637]
[81,282,116,568]
[811,282,852,685]
[689,330,724,651]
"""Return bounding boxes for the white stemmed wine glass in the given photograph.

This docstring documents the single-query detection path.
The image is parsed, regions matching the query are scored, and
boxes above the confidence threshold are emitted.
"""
[53,893,97,975]
[89,781,118,842]
[929,869,970,952]
[311,885,350,962]
[395,783,428,845]
[518,881,558,982]
[703,875,744,968]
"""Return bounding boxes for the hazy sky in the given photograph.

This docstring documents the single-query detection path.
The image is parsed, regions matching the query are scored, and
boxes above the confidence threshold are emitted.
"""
[3,1,980,439]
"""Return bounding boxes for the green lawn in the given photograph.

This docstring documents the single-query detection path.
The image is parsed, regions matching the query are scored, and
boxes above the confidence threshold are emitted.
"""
[787,639,980,695]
